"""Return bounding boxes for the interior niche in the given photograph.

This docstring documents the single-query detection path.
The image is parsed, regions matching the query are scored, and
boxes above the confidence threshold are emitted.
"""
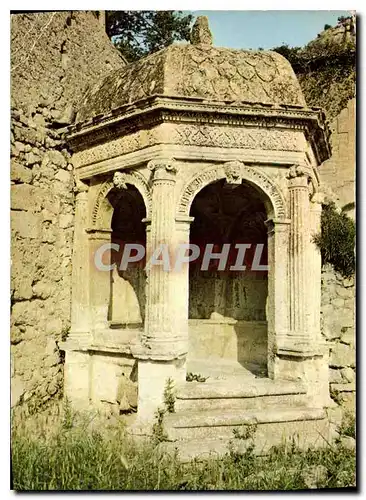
[108,185,146,328]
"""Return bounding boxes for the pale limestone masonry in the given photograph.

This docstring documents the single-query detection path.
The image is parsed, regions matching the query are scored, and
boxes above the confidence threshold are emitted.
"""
[10,11,125,410]
[321,264,355,411]
[60,16,335,443]
[10,13,355,448]
[319,99,356,218]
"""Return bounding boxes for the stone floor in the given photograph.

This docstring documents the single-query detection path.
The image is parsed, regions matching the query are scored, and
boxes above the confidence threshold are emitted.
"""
[186,357,267,380]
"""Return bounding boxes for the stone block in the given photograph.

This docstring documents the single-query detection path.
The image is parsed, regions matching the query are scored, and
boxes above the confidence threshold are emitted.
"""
[24,151,41,166]
[11,161,33,184]
[11,376,25,407]
[11,211,41,239]
[330,343,355,368]
[59,213,74,229]
[49,150,67,168]
[13,279,33,300]
[55,169,71,183]
[332,298,345,308]
[336,286,352,298]
[339,436,356,451]
[340,327,355,346]
[32,281,55,299]
[11,184,46,212]
[329,368,343,383]
[341,367,355,383]
[46,318,63,335]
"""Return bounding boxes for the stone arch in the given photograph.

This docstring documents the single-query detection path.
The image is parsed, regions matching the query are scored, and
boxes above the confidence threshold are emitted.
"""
[177,162,287,219]
[91,170,152,228]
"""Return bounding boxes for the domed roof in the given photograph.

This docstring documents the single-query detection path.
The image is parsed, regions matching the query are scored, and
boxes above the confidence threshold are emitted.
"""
[76,17,307,124]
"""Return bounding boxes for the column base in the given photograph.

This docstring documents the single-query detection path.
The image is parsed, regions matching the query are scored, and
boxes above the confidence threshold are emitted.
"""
[136,358,186,422]
[273,340,332,408]
[131,337,188,361]
[62,349,91,409]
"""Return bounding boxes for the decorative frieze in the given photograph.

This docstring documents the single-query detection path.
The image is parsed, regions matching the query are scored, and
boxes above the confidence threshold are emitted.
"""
[73,124,302,169]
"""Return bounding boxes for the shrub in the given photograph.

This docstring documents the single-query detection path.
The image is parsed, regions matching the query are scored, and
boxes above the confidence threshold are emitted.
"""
[313,202,355,278]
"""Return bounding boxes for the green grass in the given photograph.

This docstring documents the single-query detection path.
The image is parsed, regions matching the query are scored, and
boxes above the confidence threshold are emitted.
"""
[11,404,356,491]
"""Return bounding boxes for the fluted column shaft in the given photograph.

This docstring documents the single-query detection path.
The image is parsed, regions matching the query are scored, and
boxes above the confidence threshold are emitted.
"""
[144,159,181,354]
[265,218,290,376]
[69,182,91,345]
[309,196,322,341]
[288,168,310,336]
[88,228,113,333]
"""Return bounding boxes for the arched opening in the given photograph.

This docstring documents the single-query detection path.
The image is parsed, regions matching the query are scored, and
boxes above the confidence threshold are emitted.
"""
[188,179,268,376]
[108,184,146,329]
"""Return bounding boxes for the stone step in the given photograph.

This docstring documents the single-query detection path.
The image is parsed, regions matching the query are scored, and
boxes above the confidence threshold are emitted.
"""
[175,379,308,411]
[159,427,332,463]
[164,407,326,442]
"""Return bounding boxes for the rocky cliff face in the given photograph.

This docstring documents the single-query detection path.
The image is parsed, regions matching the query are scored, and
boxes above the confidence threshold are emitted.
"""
[10,11,126,412]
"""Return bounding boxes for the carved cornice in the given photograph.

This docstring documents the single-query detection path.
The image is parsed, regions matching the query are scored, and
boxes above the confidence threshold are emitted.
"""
[67,96,331,165]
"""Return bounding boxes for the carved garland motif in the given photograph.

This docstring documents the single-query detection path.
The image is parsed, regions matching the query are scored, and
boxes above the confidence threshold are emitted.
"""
[178,162,287,219]
[91,170,152,226]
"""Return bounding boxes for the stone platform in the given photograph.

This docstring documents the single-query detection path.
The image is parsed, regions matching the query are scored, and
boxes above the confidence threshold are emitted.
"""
[157,362,335,461]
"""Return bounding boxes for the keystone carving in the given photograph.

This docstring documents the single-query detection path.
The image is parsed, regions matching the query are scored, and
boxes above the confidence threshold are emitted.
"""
[224,160,243,185]
[113,171,128,190]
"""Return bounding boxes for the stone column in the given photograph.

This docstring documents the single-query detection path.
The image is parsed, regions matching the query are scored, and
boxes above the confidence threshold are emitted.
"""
[69,180,91,346]
[265,218,291,378]
[131,159,187,423]
[62,180,91,408]
[272,167,330,407]
[288,165,310,338]
[87,228,113,334]
[172,215,194,356]
[142,158,184,355]
[309,193,323,342]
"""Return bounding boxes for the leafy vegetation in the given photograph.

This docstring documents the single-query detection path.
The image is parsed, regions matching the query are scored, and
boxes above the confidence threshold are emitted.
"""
[163,377,176,413]
[11,403,356,491]
[313,202,355,278]
[186,372,208,382]
[106,11,193,62]
[272,16,355,120]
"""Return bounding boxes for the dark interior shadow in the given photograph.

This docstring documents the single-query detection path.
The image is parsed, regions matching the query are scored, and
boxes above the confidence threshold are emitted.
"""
[189,179,269,377]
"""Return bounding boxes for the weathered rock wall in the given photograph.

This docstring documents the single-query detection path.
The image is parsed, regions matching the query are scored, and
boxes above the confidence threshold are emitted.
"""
[297,20,356,414]
[318,99,356,217]
[321,264,355,412]
[10,11,125,412]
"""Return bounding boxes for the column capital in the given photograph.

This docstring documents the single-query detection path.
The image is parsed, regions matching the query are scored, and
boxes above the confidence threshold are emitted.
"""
[311,191,326,205]
[74,179,89,194]
[86,228,112,240]
[265,218,291,234]
[148,158,177,182]
[286,164,310,189]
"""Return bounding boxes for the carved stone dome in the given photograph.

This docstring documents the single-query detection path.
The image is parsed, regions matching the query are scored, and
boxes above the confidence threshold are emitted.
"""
[76,17,307,124]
